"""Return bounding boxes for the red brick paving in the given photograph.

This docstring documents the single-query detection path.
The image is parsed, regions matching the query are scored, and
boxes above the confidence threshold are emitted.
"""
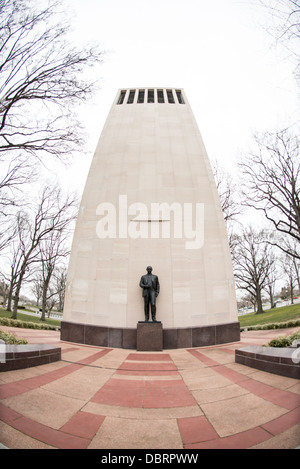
[126,353,172,361]
[0,363,82,399]
[188,348,300,411]
[59,411,105,439]
[0,402,90,449]
[117,361,177,372]
[261,408,300,435]
[144,379,196,408]
[185,427,272,449]
[177,415,219,444]
[12,415,90,449]
[0,326,299,449]
[91,378,145,407]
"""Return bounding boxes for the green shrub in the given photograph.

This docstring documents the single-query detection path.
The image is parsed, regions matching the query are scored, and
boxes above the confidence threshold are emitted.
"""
[0,317,59,331]
[268,336,291,347]
[0,330,28,344]
[267,331,300,348]
[241,319,300,332]
[0,317,9,326]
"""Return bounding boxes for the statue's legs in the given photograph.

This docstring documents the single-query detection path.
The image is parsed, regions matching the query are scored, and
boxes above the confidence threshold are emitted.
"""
[144,294,150,321]
[144,290,157,322]
[150,290,157,321]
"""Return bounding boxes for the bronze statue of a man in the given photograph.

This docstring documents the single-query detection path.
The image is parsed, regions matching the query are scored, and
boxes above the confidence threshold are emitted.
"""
[139,266,160,322]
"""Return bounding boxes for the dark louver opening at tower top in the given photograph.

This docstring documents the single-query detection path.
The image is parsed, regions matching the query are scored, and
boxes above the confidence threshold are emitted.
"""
[116,89,186,104]
[137,90,145,103]
[127,90,135,104]
[176,90,185,104]
[147,89,154,103]
[157,90,164,103]
[117,90,126,104]
[167,90,175,103]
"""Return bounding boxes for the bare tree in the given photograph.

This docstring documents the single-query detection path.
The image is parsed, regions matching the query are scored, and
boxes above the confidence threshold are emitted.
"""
[259,0,300,83]
[264,253,278,309]
[0,0,103,160]
[260,0,300,43]
[239,127,300,258]
[2,212,29,311]
[53,266,68,312]
[232,228,276,313]
[280,252,298,303]
[0,278,9,307]
[10,185,78,319]
[39,228,73,321]
[0,0,103,229]
[212,159,241,249]
[0,156,36,214]
[32,264,68,314]
[212,160,241,224]
[241,293,258,312]
[0,156,37,259]
[31,273,43,308]
[280,236,300,293]
[294,255,300,291]
[45,287,58,317]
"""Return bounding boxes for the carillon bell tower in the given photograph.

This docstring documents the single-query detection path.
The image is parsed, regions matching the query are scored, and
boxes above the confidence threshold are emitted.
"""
[61,88,240,349]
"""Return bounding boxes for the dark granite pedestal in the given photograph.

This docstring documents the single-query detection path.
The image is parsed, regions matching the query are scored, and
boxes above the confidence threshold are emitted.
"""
[137,321,163,351]
[61,320,240,349]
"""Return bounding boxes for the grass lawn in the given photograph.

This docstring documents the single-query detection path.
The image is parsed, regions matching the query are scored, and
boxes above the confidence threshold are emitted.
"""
[1,303,300,331]
[239,302,300,328]
[0,308,61,328]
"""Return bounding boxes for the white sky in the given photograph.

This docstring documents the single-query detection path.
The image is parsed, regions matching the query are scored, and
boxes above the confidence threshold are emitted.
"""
[59,0,299,196]
[13,0,299,302]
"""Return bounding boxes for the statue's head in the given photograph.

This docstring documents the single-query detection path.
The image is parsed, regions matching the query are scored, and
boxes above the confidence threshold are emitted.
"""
[146,266,153,274]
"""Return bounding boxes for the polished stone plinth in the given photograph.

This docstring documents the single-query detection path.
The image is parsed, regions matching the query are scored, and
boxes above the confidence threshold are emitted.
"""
[61,320,240,349]
[137,322,163,351]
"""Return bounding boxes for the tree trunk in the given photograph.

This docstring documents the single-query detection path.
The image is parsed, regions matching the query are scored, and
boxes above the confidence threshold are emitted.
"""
[41,271,52,321]
[290,280,294,304]
[6,280,14,312]
[256,288,264,314]
[12,277,22,319]
[12,262,27,319]
[268,285,275,309]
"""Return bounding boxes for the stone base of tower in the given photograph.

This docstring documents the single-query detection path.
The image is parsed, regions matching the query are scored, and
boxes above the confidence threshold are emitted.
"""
[60,320,240,349]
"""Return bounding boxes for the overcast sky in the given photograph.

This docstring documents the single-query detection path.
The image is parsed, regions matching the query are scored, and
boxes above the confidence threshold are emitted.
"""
[60,0,299,195]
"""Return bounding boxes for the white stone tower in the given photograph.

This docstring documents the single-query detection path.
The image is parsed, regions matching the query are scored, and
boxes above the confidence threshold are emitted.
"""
[61,88,240,348]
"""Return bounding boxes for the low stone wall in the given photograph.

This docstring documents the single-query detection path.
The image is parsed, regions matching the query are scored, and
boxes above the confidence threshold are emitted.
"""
[60,320,241,349]
[235,345,300,379]
[0,344,61,372]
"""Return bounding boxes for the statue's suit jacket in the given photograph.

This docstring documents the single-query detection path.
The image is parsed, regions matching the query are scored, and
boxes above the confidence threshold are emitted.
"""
[139,274,160,297]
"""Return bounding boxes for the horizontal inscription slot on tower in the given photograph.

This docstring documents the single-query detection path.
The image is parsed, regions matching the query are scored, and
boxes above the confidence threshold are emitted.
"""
[130,219,170,222]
